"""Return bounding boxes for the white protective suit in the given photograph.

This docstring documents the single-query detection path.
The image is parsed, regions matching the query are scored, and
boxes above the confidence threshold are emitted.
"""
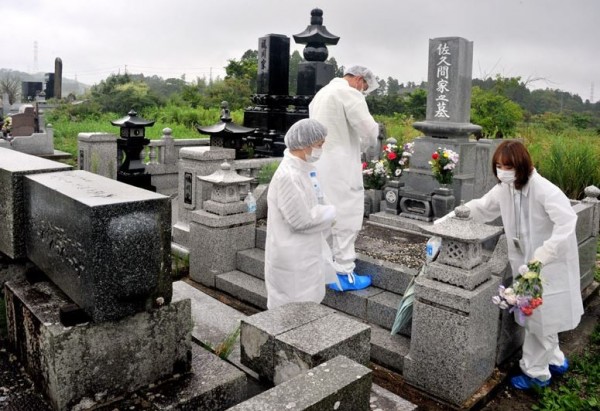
[265,150,338,309]
[466,170,584,336]
[309,78,379,274]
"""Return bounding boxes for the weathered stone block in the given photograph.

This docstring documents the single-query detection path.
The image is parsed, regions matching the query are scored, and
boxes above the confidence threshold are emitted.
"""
[77,132,117,179]
[4,278,192,411]
[24,170,172,322]
[241,302,370,386]
[0,148,71,259]
[189,209,255,287]
[229,355,371,411]
[272,314,371,385]
[404,275,500,405]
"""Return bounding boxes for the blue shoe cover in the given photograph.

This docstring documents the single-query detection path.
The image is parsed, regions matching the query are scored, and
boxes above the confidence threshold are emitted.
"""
[327,273,372,292]
[549,358,569,376]
[510,374,550,390]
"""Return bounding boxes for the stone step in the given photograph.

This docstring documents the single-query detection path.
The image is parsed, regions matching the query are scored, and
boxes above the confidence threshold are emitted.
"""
[139,343,247,411]
[214,270,411,374]
[173,281,258,380]
[229,355,372,411]
[176,279,413,398]
[216,270,268,310]
[236,246,417,295]
[236,248,265,280]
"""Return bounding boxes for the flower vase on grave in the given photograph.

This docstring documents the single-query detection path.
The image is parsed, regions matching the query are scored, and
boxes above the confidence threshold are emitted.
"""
[364,189,383,217]
[432,183,455,219]
[383,177,404,215]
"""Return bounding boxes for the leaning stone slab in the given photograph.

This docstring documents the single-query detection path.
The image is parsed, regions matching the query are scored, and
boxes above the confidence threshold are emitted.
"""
[0,147,71,259]
[241,302,370,385]
[229,355,371,411]
[4,277,192,411]
[23,170,172,322]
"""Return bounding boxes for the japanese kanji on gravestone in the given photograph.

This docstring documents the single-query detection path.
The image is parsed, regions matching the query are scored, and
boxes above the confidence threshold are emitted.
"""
[395,37,481,221]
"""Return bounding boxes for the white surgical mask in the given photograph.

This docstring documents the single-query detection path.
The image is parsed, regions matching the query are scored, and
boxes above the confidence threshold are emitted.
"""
[306,147,323,163]
[496,168,516,185]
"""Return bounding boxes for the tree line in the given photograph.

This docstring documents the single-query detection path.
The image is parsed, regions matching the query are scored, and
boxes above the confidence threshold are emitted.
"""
[2,50,599,137]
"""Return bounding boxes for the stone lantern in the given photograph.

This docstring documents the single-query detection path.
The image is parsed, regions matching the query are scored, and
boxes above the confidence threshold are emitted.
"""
[403,202,505,406]
[111,109,155,191]
[190,161,256,287]
[196,101,256,159]
[198,161,253,216]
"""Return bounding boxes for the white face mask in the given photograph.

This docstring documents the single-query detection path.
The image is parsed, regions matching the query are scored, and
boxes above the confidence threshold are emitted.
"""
[496,168,516,184]
[305,147,323,163]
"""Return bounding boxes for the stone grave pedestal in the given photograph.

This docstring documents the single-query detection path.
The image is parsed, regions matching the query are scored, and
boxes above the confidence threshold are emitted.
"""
[4,277,192,411]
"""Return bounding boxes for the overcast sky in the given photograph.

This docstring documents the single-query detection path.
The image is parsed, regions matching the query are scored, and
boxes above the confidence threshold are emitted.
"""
[3,0,599,102]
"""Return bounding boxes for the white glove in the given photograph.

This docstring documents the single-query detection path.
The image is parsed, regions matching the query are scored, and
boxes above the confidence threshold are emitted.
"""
[433,211,455,225]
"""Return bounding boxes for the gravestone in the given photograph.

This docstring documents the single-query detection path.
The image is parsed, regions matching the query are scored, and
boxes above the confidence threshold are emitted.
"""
[398,37,482,221]
[0,148,72,259]
[24,170,172,322]
[54,57,62,100]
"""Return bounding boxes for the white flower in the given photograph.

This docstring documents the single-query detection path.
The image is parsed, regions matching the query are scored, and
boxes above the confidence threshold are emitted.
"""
[492,295,502,305]
[505,294,517,305]
[518,264,528,275]
[395,169,402,176]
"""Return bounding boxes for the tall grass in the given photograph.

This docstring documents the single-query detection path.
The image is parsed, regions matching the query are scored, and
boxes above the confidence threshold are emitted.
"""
[521,124,600,200]
[374,113,422,145]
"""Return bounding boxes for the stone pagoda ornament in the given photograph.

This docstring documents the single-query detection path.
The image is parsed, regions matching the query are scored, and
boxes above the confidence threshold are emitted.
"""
[293,8,340,96]
[197,161,252,216]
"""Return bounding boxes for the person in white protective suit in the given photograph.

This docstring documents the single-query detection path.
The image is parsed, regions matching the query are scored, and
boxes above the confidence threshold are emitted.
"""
[265,118,339,309]
[438,140,583,390]
[309,65,380,292]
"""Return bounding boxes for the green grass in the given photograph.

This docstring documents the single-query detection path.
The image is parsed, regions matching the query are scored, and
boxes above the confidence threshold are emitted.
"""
[47,111,207,160]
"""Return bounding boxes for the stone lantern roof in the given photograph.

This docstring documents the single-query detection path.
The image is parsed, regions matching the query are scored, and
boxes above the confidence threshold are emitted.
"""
[198,161,252,186]
[110,109,155,128]
[293,8,340,62]
[293,8,340,46]
[196,103,255,136]
[422,203,503,244]
[421,202,504,290]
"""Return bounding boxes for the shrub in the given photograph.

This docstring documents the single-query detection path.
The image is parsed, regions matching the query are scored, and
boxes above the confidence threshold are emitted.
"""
[257,161,280,184]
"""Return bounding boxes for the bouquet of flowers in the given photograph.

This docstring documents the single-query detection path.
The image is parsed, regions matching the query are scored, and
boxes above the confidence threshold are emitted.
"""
[429,147,459,185]
[492,261,543,324]
[382,141,415,178]
[362,159,387,190]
